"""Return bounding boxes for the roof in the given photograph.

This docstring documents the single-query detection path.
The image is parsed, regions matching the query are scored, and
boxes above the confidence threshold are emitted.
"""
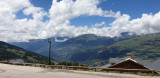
[102,58,160,70]
[109,58,125,64]
[101,64,111,68]
[145,59,160,70]
[9,59,25,64]
[108,59,149,69]
[136,60,152,67]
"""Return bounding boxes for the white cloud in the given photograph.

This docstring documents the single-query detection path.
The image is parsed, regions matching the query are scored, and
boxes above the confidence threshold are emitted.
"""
[43,0,120,38]
[0,0,30,12]
[0,0,160,42]
[23,6,42,15]
[23,5,47,21]
[0,0,47,42]
[92,21,106,27]
[49,0,120,24]
[108,12,160,37]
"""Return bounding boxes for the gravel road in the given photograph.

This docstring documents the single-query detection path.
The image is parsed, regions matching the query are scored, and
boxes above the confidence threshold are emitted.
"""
[0,63,159,78]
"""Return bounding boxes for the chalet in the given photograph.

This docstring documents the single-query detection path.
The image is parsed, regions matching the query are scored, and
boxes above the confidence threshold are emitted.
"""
[101,53,160,73]
[8,59,25,64]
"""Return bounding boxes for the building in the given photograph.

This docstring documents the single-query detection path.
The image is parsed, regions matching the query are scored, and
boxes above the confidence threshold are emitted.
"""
[8,59,25,64]
[101,53,160,73]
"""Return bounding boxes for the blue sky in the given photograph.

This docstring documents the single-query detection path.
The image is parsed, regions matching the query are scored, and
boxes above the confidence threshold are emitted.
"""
[0,0,160,42]
[100,0,160,18]
[25,0,160,27]
[29,0,160,16]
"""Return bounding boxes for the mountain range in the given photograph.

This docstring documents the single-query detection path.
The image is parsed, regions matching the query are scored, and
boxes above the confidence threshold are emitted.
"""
[10,33,160,66]
[0,41,48,63]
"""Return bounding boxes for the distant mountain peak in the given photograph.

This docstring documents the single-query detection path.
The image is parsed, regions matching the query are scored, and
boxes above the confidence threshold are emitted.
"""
[120,32,130,37]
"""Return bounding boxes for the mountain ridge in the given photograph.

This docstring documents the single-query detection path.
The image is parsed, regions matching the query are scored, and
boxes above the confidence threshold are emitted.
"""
[9,34,138,65]
[0,41,48,63]
[9,33,160,66]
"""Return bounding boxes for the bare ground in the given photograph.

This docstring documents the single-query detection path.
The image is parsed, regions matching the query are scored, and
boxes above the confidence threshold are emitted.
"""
[0,63,159,78]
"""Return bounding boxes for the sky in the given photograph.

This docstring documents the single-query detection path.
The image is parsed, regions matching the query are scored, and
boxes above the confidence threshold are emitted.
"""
[0,0,160,42]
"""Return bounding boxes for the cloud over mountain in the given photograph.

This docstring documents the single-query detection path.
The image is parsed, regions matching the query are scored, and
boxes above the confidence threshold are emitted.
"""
[0,0,160,42]
[109,13,160,37]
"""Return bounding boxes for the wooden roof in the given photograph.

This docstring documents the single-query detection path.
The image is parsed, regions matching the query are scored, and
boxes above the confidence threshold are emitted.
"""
[108,59,149,69]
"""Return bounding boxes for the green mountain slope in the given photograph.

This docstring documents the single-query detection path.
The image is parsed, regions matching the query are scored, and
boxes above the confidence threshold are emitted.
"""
[53,34,113,61]
[0,41,48,63]
[70,34,160,66]
[107,34,160,60]
[10,34,137,65]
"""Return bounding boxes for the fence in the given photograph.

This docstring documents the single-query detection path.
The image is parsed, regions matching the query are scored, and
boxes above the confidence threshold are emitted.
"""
[0,61,160,74]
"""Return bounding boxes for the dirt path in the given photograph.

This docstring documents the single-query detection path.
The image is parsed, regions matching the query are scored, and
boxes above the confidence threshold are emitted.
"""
[0,63,158,78]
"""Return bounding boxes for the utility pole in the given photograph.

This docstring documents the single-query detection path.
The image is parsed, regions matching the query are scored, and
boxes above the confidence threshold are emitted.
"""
[48,39,51,65]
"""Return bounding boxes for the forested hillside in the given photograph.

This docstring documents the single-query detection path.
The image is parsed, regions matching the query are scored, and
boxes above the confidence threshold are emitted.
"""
[10,34,137,66]
[70,34,160,66]
[0,41,48,63]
